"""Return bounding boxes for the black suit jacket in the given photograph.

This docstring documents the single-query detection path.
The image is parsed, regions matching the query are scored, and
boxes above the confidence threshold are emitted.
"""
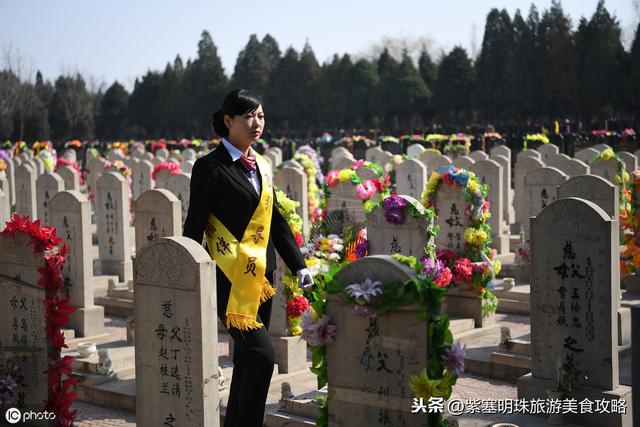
[183,143,306,279]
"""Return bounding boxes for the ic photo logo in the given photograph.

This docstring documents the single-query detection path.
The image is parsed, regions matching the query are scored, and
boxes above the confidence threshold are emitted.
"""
[5,408,20,424]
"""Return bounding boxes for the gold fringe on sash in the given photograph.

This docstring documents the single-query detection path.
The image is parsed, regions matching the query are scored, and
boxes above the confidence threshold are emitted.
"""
[260,281,276,303]
[226,313,264,330]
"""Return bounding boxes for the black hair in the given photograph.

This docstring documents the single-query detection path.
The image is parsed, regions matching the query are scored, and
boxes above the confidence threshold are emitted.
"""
[212,89,263,138]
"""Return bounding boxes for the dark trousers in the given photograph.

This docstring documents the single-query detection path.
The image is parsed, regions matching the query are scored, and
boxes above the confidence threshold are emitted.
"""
[218,270,275,427]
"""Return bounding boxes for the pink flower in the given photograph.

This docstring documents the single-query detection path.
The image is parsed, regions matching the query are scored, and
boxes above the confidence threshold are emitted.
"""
[326,170,340,187]
[453,257,473,284]
[301,311,337,346]
[355,180,377,201]
[351,159,364,169]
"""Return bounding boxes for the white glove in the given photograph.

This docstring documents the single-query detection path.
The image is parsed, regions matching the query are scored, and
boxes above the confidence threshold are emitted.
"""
[297,268,314,290]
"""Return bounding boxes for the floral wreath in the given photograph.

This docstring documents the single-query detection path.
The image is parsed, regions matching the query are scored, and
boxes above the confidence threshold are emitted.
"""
[588,149,631,215]
[1,215,77,426]
[523,133,549,149]
[107,142,129,156]
[382,135,400,144]
[293,146,324,223]
[443,134,472,156]
[151,161,181,181]
[621,169,640,278]
[13,141,28,157]
[421,166,500,310]
[149,141,167,155]
[55,157,84,186]
[32,141,53,157]
[339,135,374,148]
[324,160,390,214]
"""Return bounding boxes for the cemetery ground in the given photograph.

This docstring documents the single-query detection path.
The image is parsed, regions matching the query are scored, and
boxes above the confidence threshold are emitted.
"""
[0,140,638,426]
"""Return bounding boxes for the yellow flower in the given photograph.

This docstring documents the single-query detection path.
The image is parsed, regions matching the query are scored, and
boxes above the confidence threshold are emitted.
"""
[474,229,488,246]
[309,307,319,322]
[493,259,502,276]
[409,368,451,399]
[43,157,54,172]
[338,169,354,182]
[467,179,479,193]
[464,228,477,245]
[290,325,302,336]
[601,149,614,161]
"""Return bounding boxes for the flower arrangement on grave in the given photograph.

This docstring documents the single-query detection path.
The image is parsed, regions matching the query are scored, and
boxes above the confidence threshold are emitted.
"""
[55,157,84,185]
[589,149,631,216]
[303,232,462,427]
[150,140,167,154]
[399,134,423,143]
[294,146,324,223]
[340,135,374,148]
[384,153,408,175]
[130,141,145,155]
[103,160,133,205]
[39,149,56,173]
[0,214,77,426]
[66,140,82,148]
[107,141,128,156]
[12,141,28,157]
[324,160,390,213]
[151,161,181,181]
[622,128,636,137]
[523,133,550,149]
[442,133,472,156]
[32,141,52,157]
[421,166,500,313]
[0,355,22,406]
[591,129,617,137]
[0,158,5,174]
[621,169,640,278]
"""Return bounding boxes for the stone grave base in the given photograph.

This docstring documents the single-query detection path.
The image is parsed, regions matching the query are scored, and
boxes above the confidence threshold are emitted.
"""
[498,261,530,283]
[622,273,640,292]
[98,259,133,283]
[491,233,511,255]
[69,305,105,337]
[95,280,134,317]
[92,274,120,298]
[492,283,530,315]
[445,287,495,328]
[271,335,308,374]
[517,373,633,427]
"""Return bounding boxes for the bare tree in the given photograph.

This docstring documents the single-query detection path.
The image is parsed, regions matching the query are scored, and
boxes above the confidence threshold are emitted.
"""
[1,45,38,139]
[356,34,438,64]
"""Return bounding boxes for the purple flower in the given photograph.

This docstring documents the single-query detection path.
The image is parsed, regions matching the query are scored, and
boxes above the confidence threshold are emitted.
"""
[442,342,466,376]
[301,311,337,347]
[355,240,368,259]
[421,256,444,280]
[383,194,408,225]
[345,278,383,305]
[353,305,377,318]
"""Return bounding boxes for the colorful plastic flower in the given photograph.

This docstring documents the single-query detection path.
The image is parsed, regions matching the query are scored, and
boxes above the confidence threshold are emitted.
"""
[286,295,310,318]
[383,194,408,224]
[442,342,466,376]
[345,278,383,305]
[300,311,337,346]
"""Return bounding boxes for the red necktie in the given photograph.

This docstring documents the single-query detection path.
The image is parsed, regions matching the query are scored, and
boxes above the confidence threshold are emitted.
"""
[240,153,257,174]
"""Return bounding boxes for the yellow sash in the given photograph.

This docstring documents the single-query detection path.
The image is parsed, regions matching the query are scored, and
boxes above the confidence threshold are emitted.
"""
[205,153,276,330]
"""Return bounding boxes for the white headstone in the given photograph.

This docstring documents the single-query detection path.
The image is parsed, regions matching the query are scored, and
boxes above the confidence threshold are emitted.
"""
[165,173,191,231]
[516,149,541,163]
[574,147,600,163]
[35,171,64,225]
[618,151,638,173]
[536,144,559,162]
[514,157,545,226]
[522,167,568,235]
[558,175,619,221]
[50,190,105,337]
[406,143,425,159]
[428,155,453,173]
[0,188,9,225]
[133,189,182,254]
[490,145,511,163]
[15,162,37,219]
[468,150,489,162]
[57,165,80,191]
[394,158,427,200]
[274,166,309,237]
[555,158,590,177]
[5,157,16,205]
[134,237,219,427]
[493,154,513,224]
[470,159,508,253]
[547,153,571,168]
[452,155,475,170]
[96,171,133,281]
[590,157,619,185]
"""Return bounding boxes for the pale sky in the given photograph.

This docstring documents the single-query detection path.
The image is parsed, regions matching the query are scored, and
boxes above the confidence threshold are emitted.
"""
[1,0,636,91]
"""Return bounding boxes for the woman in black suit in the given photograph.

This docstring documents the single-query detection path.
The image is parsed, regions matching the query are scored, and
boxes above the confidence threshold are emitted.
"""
[183,89,312,427]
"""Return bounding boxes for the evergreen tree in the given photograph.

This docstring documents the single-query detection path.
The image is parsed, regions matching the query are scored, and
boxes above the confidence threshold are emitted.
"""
[628,23,640,122]
[418,47,437,90]
[512,9,538,120]
[433,47,475,121]
[396,52,431,129]
[350,58,380,129]
[97,81,129,140]
[231,34,271,95]
[49,74,94,141]
[267,47,300,132]
[376,49,401,130]
[127,71,162,138]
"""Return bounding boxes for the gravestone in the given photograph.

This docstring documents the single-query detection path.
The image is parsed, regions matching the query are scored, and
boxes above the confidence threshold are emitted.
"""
[517,197,631,427]
[274,166,309,237]
[50,190,105,337]
[574,147,600,163]
[0,188,9,225]
[333,155,356,171]
[62,149,77,162]
[365,146,385,164]
[331,147,352,165]
[107,149,126,162]
[155,147,169,161]
[516,149,541,162]
[406,143,425,159]
[87,157,108,196]
[58,165,80,191]
[133,189,182,254]
[165,173,191,231]
[514,157,545,227]
[125,157,141,201]
[270,147,283,165]
[590,157,619,185]
[470,159,509,254]
[5,157,16,205]
[14,162,37,219]
[592,143,612,152]
[492,154,513,224]
[618,151,638,173]
[418,149,440,170]
[96,172,133,282]
[366,195,431,257]
[0,232,49,411]
[468,150,489,162]
[490,145,511,163]
[327,255,426,427]
[536,144,559,162]
[428,155,452,173]
[547,153,571,168]
[555,158,590,177]
[433,183,468,253]
[31,157,44,176]
[35,171,64,225]
[522,167,568,236]
[183,148,196,161]
[325,182,365,232]
[452,155,475,170]
[394,158,427,200]
[558,175,619,221]
[181,159,195,174]
[134,159,154,197]
[154,167,173,189]
[134,237,219,427]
